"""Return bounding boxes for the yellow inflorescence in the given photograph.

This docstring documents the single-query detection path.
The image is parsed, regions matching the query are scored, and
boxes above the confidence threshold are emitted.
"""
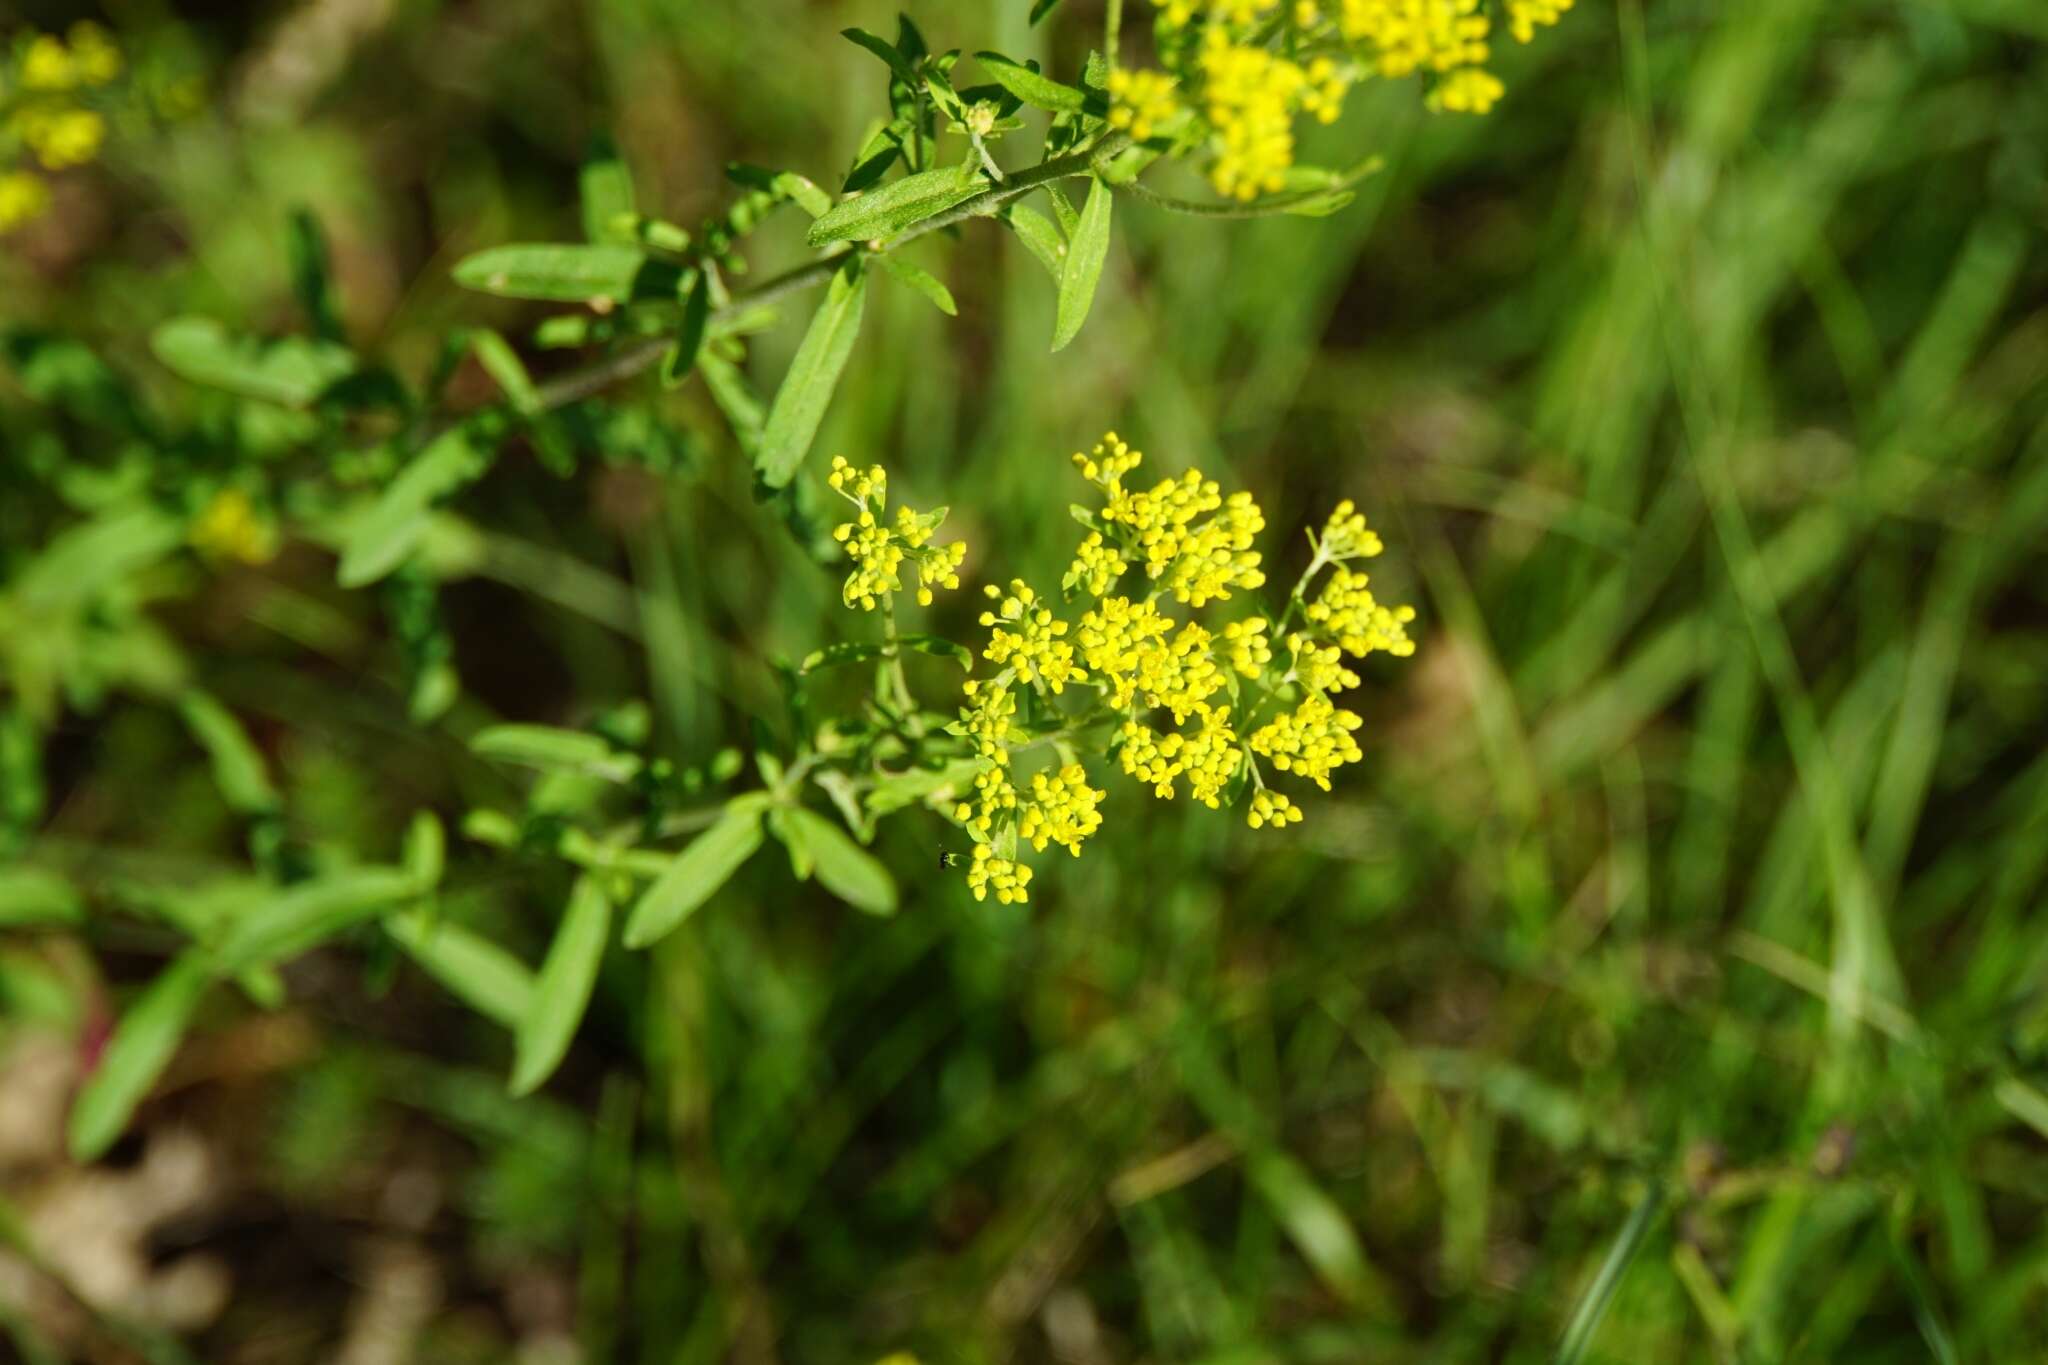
[0,170,51,231]
[1339,0,1490,77]
[1019,764,1107,855]
[1427,66,1504,114]
[945,434,1417,899]
[4,23,125,233]
[1106,68,1183,142]
[1250,691,1364,790]
[1507,0,1575,43]
[189,489,279,565]
[1306,565,1418,659]
[967,843,1033,903]
[1196,29,1312,201]
[1247,787,1302,829]
[980,580,1086,692]
[828,456,966,610]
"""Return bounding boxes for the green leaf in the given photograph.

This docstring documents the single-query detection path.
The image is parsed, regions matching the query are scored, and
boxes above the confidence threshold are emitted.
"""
[580,135,636,244]
[177,691,278,817]
[452,244,674,304]
[1046,183,1081,238]
[1281,189,1356,218]
[900,634,974,669]
[511,875,613,1095]
[471,725,638,782]
[1004,203,1066,280]
[878,254,958,315]
[783,807,897,915]
[337,426,489,587]
[773,172,832,219]
[288,208,344,342]
[0,867,84,929]
[1554,1178,1666,1365]
[1029,0,1065,23]
[865,758,984,817]
[151,317,355,407]
[385,910,535,1029]
[621,801,766,948]
[700,353,765,457]
[807,165,987,246]
[662,274,711,388]
[69,955,211,1161]
[213,867,424,973]
[1052,175,1113,352]
[800,640,887,674]
[974,52,1088,113]
[402,811,445,886]
[1244,1148,1392,1311]
[757,260,868,488]
[841,27,920,86]
[470,328,539,416]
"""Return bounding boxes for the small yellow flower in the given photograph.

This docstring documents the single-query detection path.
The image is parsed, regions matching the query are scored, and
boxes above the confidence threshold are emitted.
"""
[1249,691,1363,790]
[1197,30,1306,200]
[1019,763,1106,855]
[1289,630,1361,694]
[1107,68,1182,142]
[1427,66,1504,114]
[1317,498,1385,560]
[15,106,107,170]
[0,170,51,232]
[1220,618,1271,677]
[1247,787,1302,829]
[827,456,964,610]
[1506,0,1573,43]
[980,580,1085,693]
[967,842,1033,903]
[1180,704,1240,806]
[1067,530,1130,598]
[68,22,123,85]
[1305,565,1416,659]
[190,489,279,565]
[19,35,76,91]
[1340,0,1491,78]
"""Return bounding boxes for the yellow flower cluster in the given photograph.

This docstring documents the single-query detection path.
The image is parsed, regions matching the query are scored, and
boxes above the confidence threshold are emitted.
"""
[189,489,279,566]
[1106,68,1182,142]
[1507,0,1575,43]
[938,431,1416,898]
[1339,0,1489,77]
[1306,565,1417,658]
[828,456,966,609]
[4,23,122,232]
[1076,434,1266,606]
[1195,31,1325,201]
[1250,690,1363,789]
[980,580,1085,692]
[1154,0,1280,25]
[1018,764,1106,854]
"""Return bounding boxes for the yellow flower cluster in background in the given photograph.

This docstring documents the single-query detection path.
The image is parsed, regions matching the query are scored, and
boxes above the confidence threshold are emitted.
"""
[3,22,123,231]
[189,489,280,566]
[825,433,1417,903]
[1132,0,1574,199]
[827,456,967,610]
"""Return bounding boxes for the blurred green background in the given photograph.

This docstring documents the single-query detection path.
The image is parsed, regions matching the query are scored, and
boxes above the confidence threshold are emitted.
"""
[4,0,2048,1361]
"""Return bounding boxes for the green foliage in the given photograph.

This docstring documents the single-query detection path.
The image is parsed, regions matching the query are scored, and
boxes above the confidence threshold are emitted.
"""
[5,1,2048,1362]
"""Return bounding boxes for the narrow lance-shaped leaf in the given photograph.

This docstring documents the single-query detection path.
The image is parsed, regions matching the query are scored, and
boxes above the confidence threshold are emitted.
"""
[470,724,636,781]
[878,254,958,316]
[337,425,490,588]
[783,807,898,915]
[580,135,636,244]
[177,691,279,817]
[622,799,767,949]
[1004,203,1066,280]
[757,260,867,489]
[69,955,211,1161]
[385,911,536,1029]
[213,867,424,973]
[469,328,539,416]
[151,317,356,407]
[0,866,84,929]
[1052,175,1113,352]
[511,875,613,1095]
[452,244,674,304]
[974,52,1089,113]
[662,273,711,388]
[807,165,986,247]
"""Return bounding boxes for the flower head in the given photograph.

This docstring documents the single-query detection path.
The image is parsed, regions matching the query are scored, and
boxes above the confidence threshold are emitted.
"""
[1019,764,1107,855]
[0,171,51,232]
[1305,565,1416,659]
[1107,68,1183,142]
[1250,691,1363,790]
[980,579,1085,692]
[967,843,1033,903]
[190,489,278,565]
[827,456,965,610]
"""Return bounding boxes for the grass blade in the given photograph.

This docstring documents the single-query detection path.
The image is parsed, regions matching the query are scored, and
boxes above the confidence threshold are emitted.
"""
[1554,1176,1665,1365]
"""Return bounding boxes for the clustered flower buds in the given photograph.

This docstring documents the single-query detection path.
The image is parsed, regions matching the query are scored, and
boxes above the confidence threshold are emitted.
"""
[1110,0,1575,201]
[830,432,1418,904]
[828,455,967,610]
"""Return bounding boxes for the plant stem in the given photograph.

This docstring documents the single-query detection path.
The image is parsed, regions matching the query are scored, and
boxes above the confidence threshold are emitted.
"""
[1107,0,1124,70]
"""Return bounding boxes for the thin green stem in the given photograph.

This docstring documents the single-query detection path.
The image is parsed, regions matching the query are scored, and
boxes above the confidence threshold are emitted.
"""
[1107,0,1125,70]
